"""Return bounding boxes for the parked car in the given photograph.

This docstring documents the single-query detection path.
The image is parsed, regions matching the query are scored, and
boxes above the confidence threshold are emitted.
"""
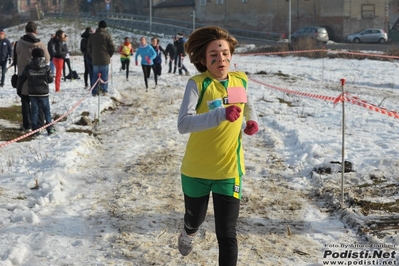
[290,26,329,43]
[346,28,387,43]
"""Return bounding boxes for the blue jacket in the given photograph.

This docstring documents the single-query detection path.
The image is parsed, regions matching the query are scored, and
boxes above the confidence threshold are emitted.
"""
[135,44,156,66]
[0,38,12,62]
[151,45,167,65]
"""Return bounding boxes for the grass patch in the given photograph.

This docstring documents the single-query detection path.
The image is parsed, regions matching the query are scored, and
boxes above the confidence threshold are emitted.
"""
[66,128,97,136]
[0,105,34,142]
[353,198,399,215]
[277,97,294,107]
[0,105,22,122]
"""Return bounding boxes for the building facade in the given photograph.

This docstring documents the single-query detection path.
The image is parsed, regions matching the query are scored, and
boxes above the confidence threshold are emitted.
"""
[152,0,392,42]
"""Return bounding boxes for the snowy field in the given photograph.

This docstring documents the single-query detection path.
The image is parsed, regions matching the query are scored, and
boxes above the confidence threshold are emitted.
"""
[0,19,398,265]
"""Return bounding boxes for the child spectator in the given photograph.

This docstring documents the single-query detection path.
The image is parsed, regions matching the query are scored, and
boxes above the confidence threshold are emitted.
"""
[17,48,55,136]
[119,37,134,81]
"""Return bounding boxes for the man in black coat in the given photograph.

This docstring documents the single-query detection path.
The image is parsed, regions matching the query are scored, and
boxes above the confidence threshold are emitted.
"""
[165,36,177,74]
[173,33,189,75]
[80,27,93,88]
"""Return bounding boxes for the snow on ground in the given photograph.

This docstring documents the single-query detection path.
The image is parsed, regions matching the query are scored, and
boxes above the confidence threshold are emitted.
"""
[0,19,398,265]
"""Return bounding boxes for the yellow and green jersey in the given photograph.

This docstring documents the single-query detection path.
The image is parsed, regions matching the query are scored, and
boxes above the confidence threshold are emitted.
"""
[180,70,248,180]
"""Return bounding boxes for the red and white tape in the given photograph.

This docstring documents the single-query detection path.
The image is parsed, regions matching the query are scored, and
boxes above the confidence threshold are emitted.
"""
[0,77,108,149]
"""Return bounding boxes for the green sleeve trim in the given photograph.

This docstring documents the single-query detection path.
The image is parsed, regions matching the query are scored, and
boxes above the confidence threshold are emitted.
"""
[196,77,212,110]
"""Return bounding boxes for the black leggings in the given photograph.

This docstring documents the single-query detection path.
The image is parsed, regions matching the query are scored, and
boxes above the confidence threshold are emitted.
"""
[183,193,240,266]
[141,65,152,88]
[63,58,72,78]
[121,59,130,80]
[152,63,161,85]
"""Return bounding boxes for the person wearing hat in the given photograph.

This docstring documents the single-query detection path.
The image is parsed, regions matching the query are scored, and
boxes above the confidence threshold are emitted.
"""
[17,48,55,136]
[14,21,50,132]
[0,29,12,87]
[87,20,115,96]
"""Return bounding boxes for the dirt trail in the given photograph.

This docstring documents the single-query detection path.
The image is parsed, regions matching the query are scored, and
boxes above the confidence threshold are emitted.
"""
[73,84,365,265]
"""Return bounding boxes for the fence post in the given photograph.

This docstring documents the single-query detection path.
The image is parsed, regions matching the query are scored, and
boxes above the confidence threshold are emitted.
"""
[97,73,102,125]
[340,78,346,206]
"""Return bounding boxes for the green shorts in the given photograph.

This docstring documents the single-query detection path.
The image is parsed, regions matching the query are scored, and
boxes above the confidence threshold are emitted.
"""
[181,174,242,199]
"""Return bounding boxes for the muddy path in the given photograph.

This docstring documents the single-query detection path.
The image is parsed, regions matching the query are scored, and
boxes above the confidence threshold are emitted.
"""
[74,84,370,265]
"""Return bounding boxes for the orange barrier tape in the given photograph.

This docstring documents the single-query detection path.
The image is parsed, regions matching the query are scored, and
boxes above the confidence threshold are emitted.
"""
[250,77,399,120]
[249,77,337,102]
[341,93,399,119]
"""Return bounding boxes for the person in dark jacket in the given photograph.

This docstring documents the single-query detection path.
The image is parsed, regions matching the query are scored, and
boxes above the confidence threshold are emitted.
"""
[87,20,115,96]
[0,29,12,87]
[17,48,55,136]
[174,33,189,75]
[150,37,166,86]
[47,34,55,74]
[80,27,93,88]
[14,21,50,132]
[165,36,177,74]
[62,35,72,80]
[52,30,66,92]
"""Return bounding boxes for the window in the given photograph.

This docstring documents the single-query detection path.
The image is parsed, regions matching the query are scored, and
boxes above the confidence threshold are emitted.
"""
[26,0,30,6]
[362,4,375,19]
[216,0,224,4]
[200,0,206,6]
[242,0,248,3]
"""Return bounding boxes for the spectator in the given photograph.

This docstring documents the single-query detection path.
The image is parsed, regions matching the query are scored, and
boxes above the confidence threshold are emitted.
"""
[47,33,55,74]
[87,20,115,97]
[150,37,166,86]
[118,37,134,81]
[0,29,12,87]
[165,36,177,74]
[63,35,72,80]
[14,21,50,132]
[174,33,189,75]
[134,36,156,92]
[80,27,93,88]
[17,48,55,136]
[52,30,66,92]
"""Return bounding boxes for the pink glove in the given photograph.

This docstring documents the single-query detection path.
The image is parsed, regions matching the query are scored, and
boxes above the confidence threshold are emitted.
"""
[225,106,241,122]
[244,121,259,135]
[145,56,151,64]
[135,61,138,66]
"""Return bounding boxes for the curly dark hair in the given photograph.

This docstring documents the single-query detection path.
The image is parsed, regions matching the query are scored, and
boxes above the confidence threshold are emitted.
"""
[184,26,238,73]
